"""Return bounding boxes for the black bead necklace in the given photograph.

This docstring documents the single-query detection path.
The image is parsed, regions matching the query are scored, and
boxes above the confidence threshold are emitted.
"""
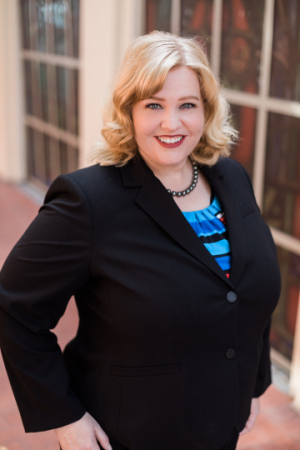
[167,163,199,197]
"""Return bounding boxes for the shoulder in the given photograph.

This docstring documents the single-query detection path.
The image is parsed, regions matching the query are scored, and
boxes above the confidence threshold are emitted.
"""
[67,163,120,190]
[45,163,122,203]
[212,156,254,192]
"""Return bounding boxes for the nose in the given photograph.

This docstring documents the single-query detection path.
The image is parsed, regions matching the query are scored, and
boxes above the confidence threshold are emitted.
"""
[160,108,181,131]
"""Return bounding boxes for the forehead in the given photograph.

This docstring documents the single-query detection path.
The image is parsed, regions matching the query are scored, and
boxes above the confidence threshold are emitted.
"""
[152,66,200,97]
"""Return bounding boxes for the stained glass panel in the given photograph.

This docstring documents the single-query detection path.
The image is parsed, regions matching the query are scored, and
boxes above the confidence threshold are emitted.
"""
[181,0,214,58]
[145,0,171,33]
[271,247,300,361]
[270,0,300,102]
[229,104,256,179]
[221,0,265,93]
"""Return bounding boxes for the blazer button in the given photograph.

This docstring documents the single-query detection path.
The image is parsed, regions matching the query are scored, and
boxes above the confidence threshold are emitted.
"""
[226,291,237,303]
[226,348,236,359]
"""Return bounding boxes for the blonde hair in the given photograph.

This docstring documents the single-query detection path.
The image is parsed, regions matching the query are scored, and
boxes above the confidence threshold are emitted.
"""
[91,31,237,167]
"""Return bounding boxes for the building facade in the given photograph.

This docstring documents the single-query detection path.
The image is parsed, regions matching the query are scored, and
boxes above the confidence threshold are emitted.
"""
[0,0,299,410]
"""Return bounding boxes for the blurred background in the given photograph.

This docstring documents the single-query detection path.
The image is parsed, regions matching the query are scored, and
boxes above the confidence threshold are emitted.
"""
[0,0,300,448]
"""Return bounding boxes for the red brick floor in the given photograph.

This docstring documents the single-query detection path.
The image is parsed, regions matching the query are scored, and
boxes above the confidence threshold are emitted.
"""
[0,180,300,449]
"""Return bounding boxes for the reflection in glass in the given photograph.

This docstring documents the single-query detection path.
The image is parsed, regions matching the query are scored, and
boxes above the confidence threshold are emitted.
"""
[146,0,171,33]
[181,0,213,58]
[221,0,265,93]
[270,0,300,102]
[263,113,300,238]
[229,104,256,179]
[271,247,300,361]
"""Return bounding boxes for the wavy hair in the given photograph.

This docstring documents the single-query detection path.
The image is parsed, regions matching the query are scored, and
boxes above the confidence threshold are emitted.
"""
[90,31,237,167]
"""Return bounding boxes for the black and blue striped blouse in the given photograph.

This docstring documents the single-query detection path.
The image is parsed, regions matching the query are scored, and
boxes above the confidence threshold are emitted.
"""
[182,193,232,278]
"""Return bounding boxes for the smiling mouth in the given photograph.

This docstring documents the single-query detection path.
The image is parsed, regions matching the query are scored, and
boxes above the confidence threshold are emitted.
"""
[157,136,184,144]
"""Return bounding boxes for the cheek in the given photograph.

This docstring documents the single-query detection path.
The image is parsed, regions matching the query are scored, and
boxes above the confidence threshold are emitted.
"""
[191,113,205,137]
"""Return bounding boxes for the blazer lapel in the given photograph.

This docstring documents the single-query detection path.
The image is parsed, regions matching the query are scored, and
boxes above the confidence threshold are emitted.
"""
[121,157,238,289]
[201,163,247,287]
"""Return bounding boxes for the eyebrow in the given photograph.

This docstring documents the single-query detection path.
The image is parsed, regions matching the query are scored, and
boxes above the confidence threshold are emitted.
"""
[148,95,200,101]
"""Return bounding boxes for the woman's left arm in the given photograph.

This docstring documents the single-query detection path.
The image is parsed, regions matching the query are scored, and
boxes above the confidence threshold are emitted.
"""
[239,398,260,436]
[239,318,272,435]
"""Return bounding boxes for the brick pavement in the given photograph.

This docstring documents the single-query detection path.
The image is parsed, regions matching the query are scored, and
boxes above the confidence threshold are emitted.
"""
[0,179,300,449]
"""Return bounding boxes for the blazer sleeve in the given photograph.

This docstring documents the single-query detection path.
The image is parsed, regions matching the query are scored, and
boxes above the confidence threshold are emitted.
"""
[234,160,275,398]
[0,174,92,432]
[252,318,272,398]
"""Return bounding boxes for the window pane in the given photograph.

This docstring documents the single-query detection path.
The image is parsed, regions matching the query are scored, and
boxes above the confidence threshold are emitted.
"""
[65,68,79,135]
[271,247,300,361]
[67,145,79,173]
[270,0,300,102]
[44,135,52,186]
[263,113,300,238]
[31,61,43,120]
[146,0,171,33]
[221,0,265,93]
[56,66,67,130]
[20,0,31,50]
[26,126,35,179]
[40,63,48,121]
[60,141,68,174]
[71,0,80,58]
[36,0,47,52]
[23,60,33,115]
[181,0,214,59]
[74,69,79,135]
[229,104,257,179]
[48,137,61,182]
[53,0,66,55]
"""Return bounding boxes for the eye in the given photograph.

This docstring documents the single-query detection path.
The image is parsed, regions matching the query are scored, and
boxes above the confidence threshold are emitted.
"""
[181,103,196,109]
[145,103,162,110]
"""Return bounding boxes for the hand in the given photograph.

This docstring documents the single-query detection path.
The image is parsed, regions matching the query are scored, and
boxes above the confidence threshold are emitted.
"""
[239,398,260,436]
[55,412,113,450]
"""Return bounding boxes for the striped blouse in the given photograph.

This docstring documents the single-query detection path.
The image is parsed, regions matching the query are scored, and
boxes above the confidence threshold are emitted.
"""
[181,192,232,278]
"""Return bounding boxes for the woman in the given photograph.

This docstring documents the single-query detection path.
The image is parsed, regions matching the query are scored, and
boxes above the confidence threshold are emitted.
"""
[0,31,281,450]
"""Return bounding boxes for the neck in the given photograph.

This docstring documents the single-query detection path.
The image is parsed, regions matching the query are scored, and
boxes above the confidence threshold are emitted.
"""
[140,155,193,192]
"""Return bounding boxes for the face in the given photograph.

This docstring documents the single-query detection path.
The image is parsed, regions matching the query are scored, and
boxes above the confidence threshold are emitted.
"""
[131,66,205,171]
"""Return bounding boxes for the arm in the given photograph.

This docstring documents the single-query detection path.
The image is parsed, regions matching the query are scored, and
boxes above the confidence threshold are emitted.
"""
[0,174,90,432]
[252,317,272,398]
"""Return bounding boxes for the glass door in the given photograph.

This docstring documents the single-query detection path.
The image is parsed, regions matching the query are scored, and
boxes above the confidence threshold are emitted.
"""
[20,0,80,188]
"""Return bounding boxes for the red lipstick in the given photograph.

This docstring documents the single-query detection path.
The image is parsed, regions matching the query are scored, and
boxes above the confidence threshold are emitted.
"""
[155,136,186,148]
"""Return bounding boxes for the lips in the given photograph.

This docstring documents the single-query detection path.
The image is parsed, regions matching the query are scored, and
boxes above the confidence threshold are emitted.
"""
[155,135,186,148]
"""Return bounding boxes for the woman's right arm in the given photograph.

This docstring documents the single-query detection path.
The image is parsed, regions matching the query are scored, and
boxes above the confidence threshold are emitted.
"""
[0,174,111,449]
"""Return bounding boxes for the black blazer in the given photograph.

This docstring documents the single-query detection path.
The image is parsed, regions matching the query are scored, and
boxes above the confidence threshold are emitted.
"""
[0,156,281,450]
